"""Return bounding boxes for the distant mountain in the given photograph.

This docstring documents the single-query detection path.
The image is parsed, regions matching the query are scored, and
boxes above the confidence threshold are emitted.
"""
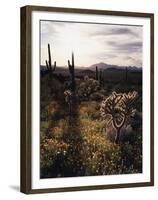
[89,62,142,71]
[40,65,87,76]
[40,63,142,76]
[76,69,95,77]
[89,62,118,70]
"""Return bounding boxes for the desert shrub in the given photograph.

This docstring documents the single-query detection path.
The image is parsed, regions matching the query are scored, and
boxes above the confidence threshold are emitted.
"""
[63,81,72,90]
[116,124,142,173]
[77,76,100,101]
[78,118,122,175]
[40,75,52,106]
[99,89,107,96]
[41,74,64,102]
[104,83,113,94]
[40,109,49,121]
[120,137,142,173]
[79,101,100,120]
[50,78,65,100]
[40,97,142,178]
[90,92,104,101]
[84,136,122,175]
[40,138,69,178]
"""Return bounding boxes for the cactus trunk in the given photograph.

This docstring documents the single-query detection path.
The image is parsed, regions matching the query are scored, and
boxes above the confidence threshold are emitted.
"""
[45,43,56,75]
[115,128,121,144]
[68,52,76,91]
[96,66,99,80]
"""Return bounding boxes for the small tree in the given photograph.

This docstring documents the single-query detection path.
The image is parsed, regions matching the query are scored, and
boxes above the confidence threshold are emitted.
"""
[100,91,138,144]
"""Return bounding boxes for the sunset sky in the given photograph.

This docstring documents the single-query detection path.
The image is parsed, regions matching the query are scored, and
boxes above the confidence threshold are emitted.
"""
[40,20,143,67]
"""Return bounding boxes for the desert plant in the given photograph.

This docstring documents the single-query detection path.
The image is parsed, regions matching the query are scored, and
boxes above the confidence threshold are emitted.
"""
[99,70,105,87]
[100,91,138,143]
[45,43,56,74]
[96,66,99,80]
[64,90,73,115]
[68,52,75,91]
[90,92,104,101]
[77,76,100,101]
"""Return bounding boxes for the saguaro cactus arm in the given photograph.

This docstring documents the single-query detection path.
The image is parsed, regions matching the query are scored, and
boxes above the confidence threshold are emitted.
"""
[45,60,49,70]
[68,52,74,74]
[45,43,56,72]
[48,43,52,67]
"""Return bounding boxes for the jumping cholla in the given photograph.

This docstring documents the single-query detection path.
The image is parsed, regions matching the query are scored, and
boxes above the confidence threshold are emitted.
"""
[100,91,138,143]
[77,76,100,101]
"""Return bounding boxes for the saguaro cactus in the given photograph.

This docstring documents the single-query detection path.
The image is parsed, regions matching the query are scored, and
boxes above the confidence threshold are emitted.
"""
[45,43,56,73]
[99,70,104,87]
[68,52,75,91]
[96,66,99,80]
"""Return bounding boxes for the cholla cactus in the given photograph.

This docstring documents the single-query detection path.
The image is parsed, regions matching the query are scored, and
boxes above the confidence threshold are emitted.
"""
[64,90,73,115]
[100,91,138,143]
[77,77,100,101]
[121,91,138,116]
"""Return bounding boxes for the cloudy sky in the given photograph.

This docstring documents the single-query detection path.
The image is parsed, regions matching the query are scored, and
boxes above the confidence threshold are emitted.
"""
[40,20,142,67]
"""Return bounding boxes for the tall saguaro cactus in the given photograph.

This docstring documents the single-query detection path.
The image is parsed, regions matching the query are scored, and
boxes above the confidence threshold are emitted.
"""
[68,52,75,91]
[45,43,56,73]
[99,70,104,87]
[96,66,99,80]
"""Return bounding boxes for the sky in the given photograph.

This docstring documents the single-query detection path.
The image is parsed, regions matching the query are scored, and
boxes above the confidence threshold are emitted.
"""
[40,20,143,68]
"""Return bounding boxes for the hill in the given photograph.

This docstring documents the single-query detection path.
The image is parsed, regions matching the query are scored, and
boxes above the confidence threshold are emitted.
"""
[89,62,142,72]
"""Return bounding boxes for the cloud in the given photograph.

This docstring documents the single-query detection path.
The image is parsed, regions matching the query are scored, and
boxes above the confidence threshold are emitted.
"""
[40,21,143,67]
[90,26,139,38]
[107,41,142,53]
[41,21,58,36]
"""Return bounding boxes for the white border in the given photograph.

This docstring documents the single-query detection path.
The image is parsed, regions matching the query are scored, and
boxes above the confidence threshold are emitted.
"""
[32,11,151,189]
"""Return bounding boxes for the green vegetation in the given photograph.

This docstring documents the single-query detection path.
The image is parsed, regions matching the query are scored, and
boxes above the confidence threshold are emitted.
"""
[40,46,142,178]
